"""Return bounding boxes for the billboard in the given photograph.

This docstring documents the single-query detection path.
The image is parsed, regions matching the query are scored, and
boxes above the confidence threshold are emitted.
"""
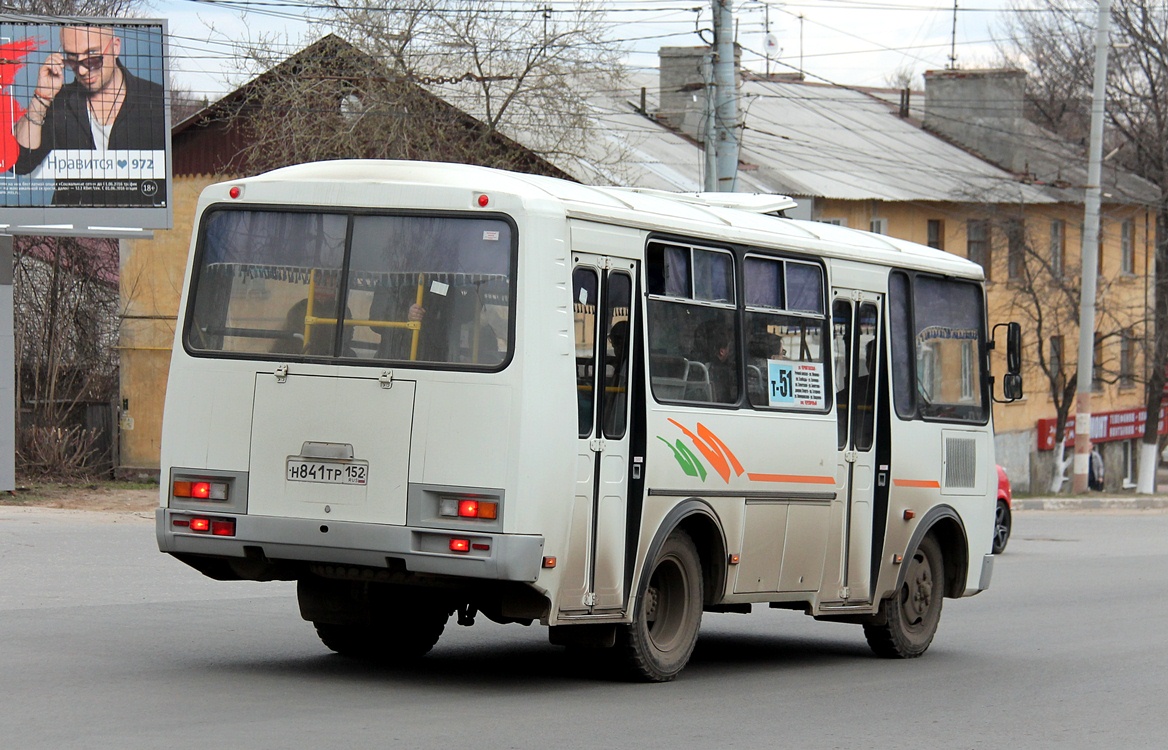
[0,17,171,236]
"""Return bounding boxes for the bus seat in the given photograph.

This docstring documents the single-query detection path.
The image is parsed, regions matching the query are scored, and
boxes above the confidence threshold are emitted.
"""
[650,354,688,399]
[683,360,712,401]
[747,363,765,401]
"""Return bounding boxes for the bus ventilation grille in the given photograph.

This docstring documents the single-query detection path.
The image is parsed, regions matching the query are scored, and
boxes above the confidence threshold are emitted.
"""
[945,437,977,489]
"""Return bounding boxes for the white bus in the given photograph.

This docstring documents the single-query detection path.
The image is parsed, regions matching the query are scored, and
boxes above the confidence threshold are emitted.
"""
[158,160,1022,681]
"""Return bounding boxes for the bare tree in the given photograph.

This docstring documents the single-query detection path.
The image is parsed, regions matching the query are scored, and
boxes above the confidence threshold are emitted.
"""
[12,237,120,477]
[214,35,575,177]
[225,1,625,169]
[884,64,917,91]
[169,79,206,125]
[3,0,141,16]
[1003,0,1168,492]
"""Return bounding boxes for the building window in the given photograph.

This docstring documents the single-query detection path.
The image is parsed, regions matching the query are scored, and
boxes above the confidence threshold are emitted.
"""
[1050,220,1065,279]
[869,218,887,235]
[1006,220,1026,281]
[1121,219,1135,275]
[1120,329,1136,388]
[821,218,847,227]
[967,219,990,279]
[927,219,944,250]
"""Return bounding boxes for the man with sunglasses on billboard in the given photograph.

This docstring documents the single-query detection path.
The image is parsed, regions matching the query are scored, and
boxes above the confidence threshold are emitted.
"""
[12,24,165,206]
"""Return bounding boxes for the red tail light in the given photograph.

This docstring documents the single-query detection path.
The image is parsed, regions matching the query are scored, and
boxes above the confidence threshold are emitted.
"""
[449,538,470,553]
[184,517,235,537]
[448,498,498,520]
[173,479,229,501]
[210,520,236,537]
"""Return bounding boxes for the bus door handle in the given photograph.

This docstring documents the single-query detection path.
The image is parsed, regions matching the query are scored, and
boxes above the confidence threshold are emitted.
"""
[274,364,289,383]
[589,438,606,453]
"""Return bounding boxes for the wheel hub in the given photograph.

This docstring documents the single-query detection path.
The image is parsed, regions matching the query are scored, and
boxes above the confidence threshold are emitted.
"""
[644,585,659,623]
[911,574,932,617]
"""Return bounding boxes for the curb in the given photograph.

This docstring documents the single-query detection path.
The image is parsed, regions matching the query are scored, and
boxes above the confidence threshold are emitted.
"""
[1013,495,1168,511]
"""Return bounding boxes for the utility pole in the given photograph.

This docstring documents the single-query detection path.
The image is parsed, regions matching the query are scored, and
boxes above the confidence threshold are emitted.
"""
[703,54,717,192]
[1072,0,1111,494]
[711,0,739,192]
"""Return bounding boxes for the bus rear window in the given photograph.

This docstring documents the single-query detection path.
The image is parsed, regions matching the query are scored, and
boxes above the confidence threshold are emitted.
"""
[185,209,514,368]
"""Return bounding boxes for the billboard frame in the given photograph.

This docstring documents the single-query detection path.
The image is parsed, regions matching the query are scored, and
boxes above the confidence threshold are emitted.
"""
[0,14,172,239]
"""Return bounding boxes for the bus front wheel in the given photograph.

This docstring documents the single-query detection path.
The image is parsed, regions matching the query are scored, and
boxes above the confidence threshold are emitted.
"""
[863,535,944,659]
[619,529,703,682]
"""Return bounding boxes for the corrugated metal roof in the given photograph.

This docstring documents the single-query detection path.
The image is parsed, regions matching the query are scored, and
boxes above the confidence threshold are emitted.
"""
[738,79,1056,203]
[514,71,1156,207]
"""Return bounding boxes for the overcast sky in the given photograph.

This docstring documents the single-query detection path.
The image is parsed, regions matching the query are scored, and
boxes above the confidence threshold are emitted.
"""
[157,0,1013,101]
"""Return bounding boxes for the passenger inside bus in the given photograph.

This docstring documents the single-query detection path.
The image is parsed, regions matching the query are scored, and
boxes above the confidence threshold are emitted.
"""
[603,320,631,433]
[693,319,738,403]
[368,283,434,360]
[854,338,879,444]
[367,282,502,365]
[272,298,356,357]
[837,338,878,448]
[746,331,786,404]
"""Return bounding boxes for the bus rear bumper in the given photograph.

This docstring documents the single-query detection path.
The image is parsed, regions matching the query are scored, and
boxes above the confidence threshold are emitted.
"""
[157,508,545,583]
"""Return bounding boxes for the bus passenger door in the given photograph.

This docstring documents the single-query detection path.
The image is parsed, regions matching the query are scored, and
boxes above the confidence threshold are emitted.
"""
[832,294,884,603]
[566,257,636,614]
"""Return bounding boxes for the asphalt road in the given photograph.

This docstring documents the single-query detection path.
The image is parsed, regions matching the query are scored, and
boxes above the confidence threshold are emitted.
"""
[2,506,1165,749]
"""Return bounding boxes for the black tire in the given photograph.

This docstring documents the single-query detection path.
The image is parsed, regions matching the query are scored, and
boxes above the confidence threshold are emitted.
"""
[864,535,944,659]
[992,500,1012,554]
[618,529,703,682]
[314,599,449,663]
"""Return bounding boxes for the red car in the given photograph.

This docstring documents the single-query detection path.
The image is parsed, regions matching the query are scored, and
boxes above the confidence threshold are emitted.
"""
[994,465,1013,554]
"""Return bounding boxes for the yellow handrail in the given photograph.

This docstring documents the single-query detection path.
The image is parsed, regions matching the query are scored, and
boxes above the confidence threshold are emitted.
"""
[411,273,424,361]
[299,271,426,360]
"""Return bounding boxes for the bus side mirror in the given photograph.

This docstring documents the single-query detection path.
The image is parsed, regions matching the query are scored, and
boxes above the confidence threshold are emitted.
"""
[1006,322,1021,375]
[992,322,1024,403]
[1003,373,1023,401]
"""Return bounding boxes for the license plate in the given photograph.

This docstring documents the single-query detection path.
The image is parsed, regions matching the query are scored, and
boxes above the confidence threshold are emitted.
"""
[286,458,369,485]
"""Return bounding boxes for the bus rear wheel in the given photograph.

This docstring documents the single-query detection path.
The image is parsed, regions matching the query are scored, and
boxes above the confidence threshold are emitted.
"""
[619,529,703,682]
[863,535,944,659]
[312,592,449,663]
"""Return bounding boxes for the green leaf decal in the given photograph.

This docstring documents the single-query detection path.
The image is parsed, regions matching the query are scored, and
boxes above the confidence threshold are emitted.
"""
[657,436,707,481]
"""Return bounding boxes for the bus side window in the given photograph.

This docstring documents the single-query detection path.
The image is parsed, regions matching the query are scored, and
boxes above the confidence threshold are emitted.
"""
[853,304,879,451]
[574,268,600,437]
[833,300,851,449]
[601,272,632,438]
[646,241,738,405]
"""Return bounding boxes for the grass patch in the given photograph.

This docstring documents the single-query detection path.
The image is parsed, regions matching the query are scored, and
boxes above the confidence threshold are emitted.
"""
[3,479,159,510]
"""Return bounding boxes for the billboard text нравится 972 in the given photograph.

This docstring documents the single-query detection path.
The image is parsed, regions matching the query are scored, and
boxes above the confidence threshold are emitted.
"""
[0,17,171,235]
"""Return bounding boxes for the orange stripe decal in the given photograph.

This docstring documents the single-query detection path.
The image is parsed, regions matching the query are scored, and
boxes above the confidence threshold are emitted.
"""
[893,479,942,488]
[667,418,745,483]
[697,422,745,476]
[746,473,837,485]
